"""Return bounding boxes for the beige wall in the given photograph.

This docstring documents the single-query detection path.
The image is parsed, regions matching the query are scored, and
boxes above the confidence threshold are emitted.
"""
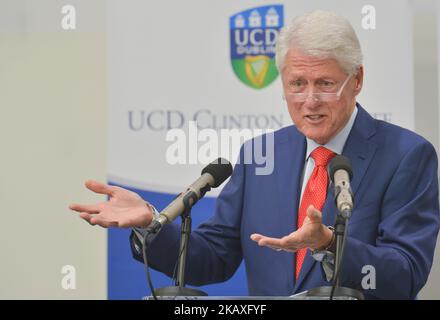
[412,1,440,300]
[0,32,107,299]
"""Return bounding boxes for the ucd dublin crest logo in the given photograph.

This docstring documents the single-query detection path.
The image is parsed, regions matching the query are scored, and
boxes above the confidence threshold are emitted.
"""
[230,5,283,89]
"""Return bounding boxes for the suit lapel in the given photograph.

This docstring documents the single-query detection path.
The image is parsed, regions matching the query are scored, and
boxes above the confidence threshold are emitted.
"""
[342,105,377,196]
[293,104,378,292]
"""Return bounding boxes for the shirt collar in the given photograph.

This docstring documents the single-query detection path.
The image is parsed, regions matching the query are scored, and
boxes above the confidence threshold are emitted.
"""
[305,105,358,160]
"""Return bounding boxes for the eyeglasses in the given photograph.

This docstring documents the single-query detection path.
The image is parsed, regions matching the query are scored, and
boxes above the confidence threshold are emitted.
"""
[283,74,352,103]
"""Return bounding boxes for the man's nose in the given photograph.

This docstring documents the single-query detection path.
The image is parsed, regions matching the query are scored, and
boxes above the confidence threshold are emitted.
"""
[302,92,321,107]
[305,93,320,102]
[303,85,321,101]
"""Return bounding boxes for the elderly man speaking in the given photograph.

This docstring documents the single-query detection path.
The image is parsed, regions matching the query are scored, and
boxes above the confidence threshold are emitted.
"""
[70,11,439,299]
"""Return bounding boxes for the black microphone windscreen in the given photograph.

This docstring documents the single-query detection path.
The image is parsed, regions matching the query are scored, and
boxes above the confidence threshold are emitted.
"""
[329,155,353,182]
[201,158,233,187]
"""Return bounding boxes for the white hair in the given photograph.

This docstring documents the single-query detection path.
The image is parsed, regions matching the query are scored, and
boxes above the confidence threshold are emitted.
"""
[275,10,363,75]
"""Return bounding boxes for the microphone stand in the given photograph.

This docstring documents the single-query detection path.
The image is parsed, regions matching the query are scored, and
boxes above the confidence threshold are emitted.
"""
[333,213,347,288]
[305,200,364,300]
[153,191,208,297]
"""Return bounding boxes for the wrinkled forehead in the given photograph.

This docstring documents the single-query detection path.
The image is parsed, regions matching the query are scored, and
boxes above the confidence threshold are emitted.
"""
[282,48,346,79]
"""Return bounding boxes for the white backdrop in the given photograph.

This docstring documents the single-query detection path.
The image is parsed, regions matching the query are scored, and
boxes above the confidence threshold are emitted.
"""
[107,0,414,196]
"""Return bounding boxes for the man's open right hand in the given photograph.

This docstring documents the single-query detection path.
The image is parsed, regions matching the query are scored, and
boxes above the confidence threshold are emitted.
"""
[69,180,154,228]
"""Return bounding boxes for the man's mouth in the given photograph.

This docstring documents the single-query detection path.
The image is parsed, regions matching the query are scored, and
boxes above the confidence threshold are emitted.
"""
[305,114,326,123]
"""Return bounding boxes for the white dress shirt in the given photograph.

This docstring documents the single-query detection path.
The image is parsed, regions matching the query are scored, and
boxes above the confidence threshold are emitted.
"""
[299,106,358,202]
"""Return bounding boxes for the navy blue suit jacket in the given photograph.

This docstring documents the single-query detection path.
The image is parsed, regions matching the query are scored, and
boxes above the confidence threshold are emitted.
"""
[131,104,440,299]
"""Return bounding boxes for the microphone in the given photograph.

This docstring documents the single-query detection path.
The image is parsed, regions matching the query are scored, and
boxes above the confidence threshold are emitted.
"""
[147,158,233,231]
[135,158,232,297]
[328,155,353,216]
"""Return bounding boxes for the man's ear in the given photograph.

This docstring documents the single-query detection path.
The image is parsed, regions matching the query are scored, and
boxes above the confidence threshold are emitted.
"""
[354,65,364,95]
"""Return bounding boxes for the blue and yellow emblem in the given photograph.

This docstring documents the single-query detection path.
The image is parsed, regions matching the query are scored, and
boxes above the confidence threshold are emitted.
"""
[230,5,284,89]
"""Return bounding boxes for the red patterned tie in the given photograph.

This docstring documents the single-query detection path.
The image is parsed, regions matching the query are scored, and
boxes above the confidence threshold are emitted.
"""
[295,146,336,280]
